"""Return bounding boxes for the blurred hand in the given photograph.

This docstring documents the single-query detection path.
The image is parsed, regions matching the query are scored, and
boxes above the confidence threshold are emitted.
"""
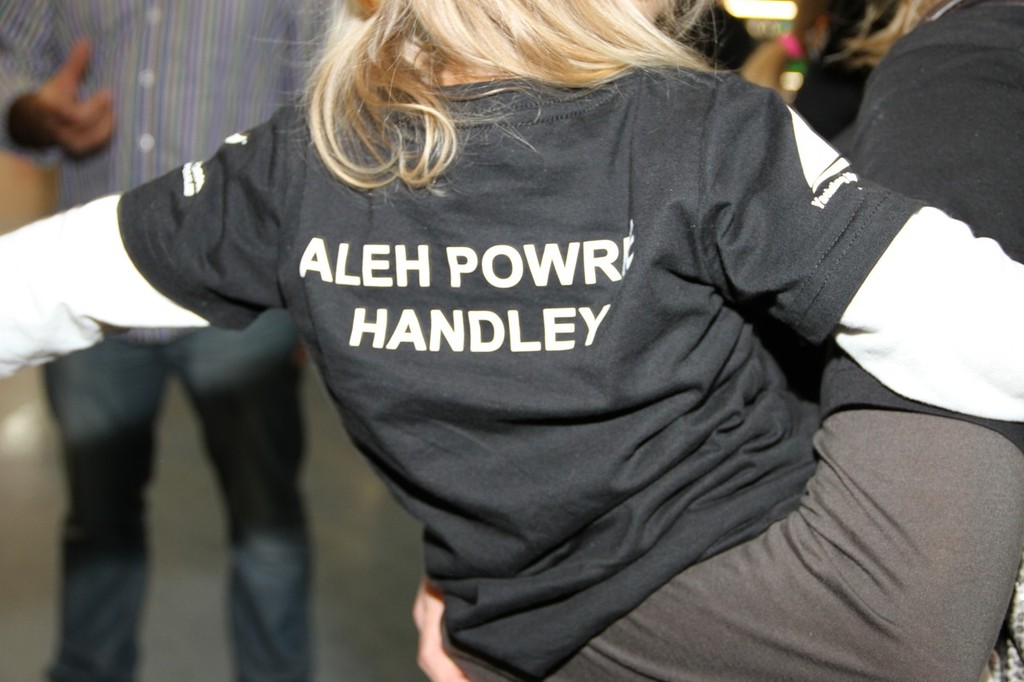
[7,39,114,157]
[413,577,471,682]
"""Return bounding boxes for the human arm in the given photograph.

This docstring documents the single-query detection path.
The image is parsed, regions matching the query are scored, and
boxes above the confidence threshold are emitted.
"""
[835,208,1024,421]
[826,11,1024,420]
[698,77,1024,420]
[0,102,306,379]
[0,195,208,377]
[413,577,472,682]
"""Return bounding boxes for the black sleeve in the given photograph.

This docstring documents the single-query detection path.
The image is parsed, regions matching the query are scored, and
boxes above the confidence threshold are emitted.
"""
[117,103,309,329]
[695,76,923,344]
[819,8,1024,449]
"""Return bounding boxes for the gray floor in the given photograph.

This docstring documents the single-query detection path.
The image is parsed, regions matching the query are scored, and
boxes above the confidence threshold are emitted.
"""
[0,364,425,682]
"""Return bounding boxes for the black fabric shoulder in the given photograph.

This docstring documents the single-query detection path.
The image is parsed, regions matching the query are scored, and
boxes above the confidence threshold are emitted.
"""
[118,103,311,328]
[694,75,922,344]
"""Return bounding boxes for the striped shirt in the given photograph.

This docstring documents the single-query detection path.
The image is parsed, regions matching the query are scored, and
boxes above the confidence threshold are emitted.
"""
[0,0,330,342]
[0,0,330,210]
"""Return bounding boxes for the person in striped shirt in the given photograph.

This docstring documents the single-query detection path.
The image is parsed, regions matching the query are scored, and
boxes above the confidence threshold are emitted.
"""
[0,3,329,680]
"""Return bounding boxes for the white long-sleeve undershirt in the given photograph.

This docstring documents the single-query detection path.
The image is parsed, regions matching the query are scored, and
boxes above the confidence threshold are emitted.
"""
[0,195,208,376]
[834,206,1024,420]
[1,195,1023,421]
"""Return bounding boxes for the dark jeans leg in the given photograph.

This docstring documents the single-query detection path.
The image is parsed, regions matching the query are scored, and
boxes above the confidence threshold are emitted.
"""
[171,310,311,682]
[45,338,168,682]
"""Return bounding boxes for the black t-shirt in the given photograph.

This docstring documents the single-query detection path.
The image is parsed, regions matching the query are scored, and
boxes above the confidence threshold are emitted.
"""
[820,4,1024,449]
[118,69,922,677]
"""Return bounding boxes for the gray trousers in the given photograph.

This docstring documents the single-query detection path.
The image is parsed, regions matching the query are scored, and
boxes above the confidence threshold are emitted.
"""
[450,410,1024,681]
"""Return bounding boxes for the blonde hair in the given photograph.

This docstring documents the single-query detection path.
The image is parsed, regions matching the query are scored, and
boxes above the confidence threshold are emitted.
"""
[842,0,941,68]
[307,0,713,190]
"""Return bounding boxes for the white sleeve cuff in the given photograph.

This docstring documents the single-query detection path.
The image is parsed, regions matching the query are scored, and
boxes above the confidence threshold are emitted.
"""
[0,194,209,377]
[836,206,1024,420]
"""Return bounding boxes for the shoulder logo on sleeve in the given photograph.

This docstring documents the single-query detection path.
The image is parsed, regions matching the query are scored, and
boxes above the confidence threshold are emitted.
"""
[810,169,858,209]
[182,161,206,197]
[225,132,249,145]
[787,108,860,209]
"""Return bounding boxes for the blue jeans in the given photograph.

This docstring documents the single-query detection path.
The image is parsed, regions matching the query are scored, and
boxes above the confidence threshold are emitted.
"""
[44,310,311,682]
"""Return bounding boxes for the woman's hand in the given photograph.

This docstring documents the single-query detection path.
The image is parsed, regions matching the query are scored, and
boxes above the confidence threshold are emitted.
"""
[413,576,471,682]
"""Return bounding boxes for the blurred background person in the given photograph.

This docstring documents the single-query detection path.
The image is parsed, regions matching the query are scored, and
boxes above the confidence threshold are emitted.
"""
[740,0,870,139]
[0,2,330,680]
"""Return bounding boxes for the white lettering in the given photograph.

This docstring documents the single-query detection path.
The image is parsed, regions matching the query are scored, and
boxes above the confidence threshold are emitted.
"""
[349,306,610,352]
[523,243,580,286]
[469,310,505,352]
[385,309,427,350]
[584,240,621,285]
[182,161,205,197]
[350,308,388,348]
[811,171,859,209]
[543,308,577,351]
[334,243,361,285]
[447,247,478,287]
[299,237,332,282]
[302,239,629,289]
[429,310,465,351]
[395,245,430,287]
[578,305,610,346]
[508,310,542,352]
[363,244,393,287]
[482,245,524,289]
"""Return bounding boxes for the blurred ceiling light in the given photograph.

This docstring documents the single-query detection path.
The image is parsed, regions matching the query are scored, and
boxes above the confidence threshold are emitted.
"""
[779,70,805,94]
[722,0,798,20]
